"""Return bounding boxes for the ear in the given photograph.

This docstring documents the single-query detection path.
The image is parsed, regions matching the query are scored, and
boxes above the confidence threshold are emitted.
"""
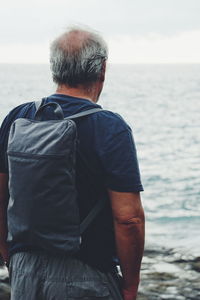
[100,61,106,82]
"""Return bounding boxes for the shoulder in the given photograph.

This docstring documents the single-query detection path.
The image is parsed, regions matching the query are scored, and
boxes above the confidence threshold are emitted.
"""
[7,101,34,119]
[0,102,34,134]
[89,109,133,153]
[0,101,34,173]
[91,109,131,135]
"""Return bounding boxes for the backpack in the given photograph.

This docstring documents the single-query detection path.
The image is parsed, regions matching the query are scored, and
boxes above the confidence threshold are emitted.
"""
[7,100,105,255]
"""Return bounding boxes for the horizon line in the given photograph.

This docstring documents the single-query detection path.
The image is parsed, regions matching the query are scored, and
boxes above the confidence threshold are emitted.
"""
[1,62,200,65]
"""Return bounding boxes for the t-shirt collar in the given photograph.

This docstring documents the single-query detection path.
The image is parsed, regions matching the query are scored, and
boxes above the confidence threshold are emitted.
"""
[49,93,99,106]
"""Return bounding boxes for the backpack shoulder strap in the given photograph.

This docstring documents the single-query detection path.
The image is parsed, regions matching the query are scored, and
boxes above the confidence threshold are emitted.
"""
[35,102,106,120]
[68,108,109,233]
[65,108,105,120]
[34,99,43,111]
[80,196,106,234]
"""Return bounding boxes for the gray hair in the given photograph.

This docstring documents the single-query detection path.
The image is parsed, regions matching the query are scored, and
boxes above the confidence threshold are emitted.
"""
[50,27,108,87]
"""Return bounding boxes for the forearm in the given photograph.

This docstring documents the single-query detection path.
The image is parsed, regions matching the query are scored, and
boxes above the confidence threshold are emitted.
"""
[114,216,145,291]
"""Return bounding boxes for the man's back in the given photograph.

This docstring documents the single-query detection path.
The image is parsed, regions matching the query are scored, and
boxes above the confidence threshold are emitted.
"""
[0,93,143,272]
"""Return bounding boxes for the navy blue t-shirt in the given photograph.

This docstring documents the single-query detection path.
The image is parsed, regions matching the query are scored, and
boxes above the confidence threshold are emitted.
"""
[0,94,143,271]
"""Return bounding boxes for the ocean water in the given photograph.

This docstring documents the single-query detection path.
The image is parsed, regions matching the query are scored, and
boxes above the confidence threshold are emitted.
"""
[0,63,200,256]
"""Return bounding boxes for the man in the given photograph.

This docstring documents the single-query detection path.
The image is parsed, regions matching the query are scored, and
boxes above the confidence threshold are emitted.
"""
[0,27,145,300]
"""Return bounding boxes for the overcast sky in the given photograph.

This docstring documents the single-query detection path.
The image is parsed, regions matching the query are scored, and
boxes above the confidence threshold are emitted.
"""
[1,0,200,63]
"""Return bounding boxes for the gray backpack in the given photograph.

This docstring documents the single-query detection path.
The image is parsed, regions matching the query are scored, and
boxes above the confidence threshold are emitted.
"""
[7,100,105,254]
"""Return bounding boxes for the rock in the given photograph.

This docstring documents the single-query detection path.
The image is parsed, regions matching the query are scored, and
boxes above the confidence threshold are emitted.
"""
[0,267,10,300]
[190,257,200,272]
[191,261,200,272]
[0,267,9,283]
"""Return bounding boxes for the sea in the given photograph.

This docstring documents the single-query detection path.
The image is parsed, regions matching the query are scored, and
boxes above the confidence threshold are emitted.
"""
[0,63,200,257]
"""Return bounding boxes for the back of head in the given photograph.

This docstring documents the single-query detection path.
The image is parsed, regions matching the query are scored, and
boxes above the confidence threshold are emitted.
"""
[50,27,108,87]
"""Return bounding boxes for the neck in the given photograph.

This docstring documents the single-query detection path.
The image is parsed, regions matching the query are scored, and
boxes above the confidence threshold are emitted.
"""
[56,83,103,103]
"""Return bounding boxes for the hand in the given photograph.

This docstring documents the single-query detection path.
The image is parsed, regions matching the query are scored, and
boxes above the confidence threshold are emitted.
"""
[0,240,9,266]
[122,287,138,300]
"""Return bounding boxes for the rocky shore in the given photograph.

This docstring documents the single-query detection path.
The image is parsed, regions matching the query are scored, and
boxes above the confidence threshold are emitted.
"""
[0,259,10,300]
[1,247,200,300]
[138,247,200,300]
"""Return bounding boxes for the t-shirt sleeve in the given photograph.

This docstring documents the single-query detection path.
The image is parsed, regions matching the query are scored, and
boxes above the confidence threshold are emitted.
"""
[95,113,143,192]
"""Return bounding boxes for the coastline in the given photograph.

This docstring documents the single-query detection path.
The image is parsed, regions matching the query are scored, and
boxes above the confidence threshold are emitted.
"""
[138,247,200,300]
[1,247,200,300]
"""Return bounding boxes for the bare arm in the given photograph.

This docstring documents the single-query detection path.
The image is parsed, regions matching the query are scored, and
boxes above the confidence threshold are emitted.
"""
[108,190,145,300]
[0,173,9,263]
